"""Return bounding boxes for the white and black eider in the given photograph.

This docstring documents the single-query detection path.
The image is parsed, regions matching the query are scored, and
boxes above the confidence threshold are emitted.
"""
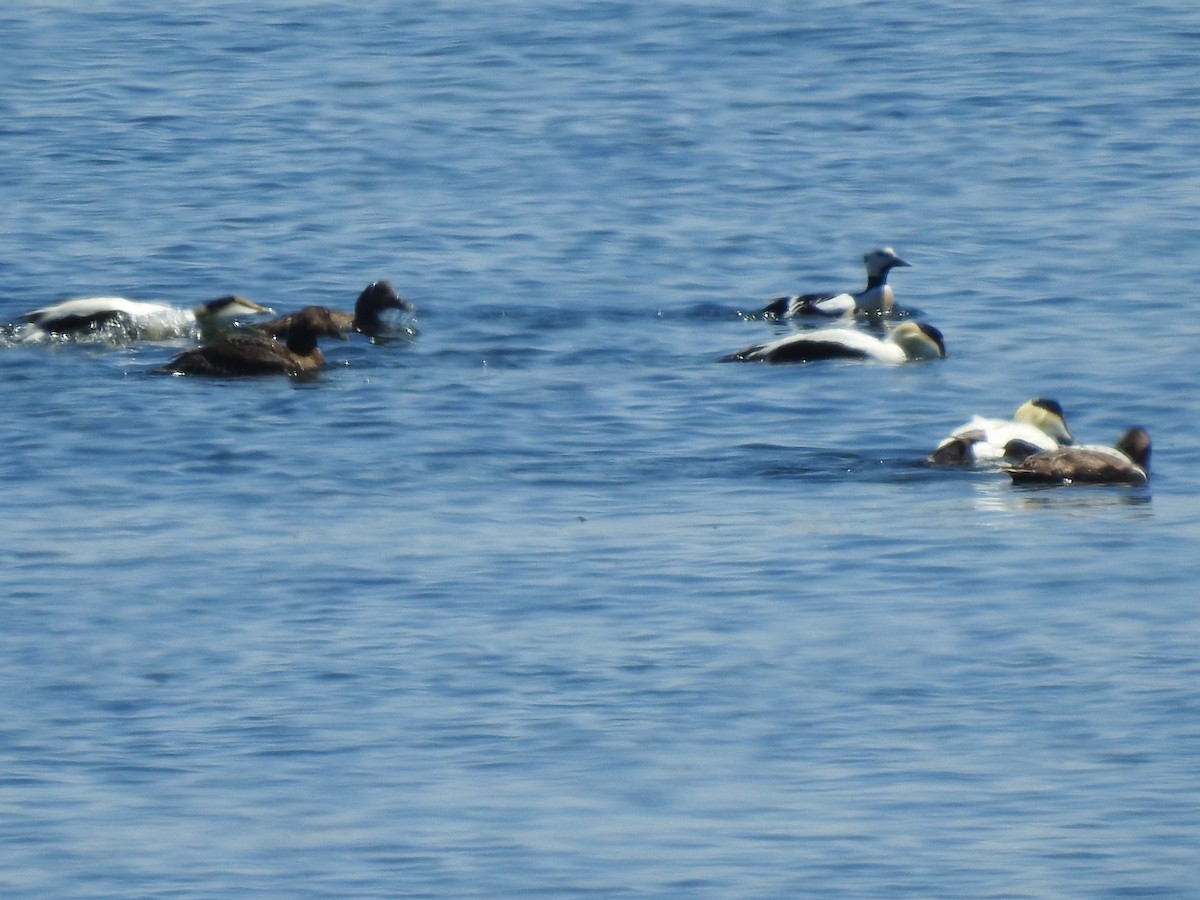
[759,247,912,318]
[928,398,1074,465]
[720,320,946,365]
[18,295,273,341]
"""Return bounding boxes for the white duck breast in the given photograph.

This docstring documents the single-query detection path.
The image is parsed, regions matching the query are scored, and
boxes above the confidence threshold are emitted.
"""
[928,398,1073,465]
[760,247,912,318]
[720,321,946,365]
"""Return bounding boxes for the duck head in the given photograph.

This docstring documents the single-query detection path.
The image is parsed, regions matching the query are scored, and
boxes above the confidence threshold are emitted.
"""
[890,321,946,359]
[1116,427,1151,470]
[1015,398,1073,445]
[864,247,912,278]
[356,281,414,316]
[193,295,275,320]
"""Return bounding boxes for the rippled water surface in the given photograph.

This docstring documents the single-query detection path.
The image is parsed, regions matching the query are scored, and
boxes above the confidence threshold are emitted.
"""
[4,2,1200,897]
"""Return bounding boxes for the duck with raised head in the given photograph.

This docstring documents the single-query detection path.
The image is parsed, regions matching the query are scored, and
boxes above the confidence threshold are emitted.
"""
[154,306,345,377]
[720,320,946,365]
[17,295,273,341]
[928,398,1074,465]
[759,247,912,318]
[254,281,413,339]
[1005,427,1151,486]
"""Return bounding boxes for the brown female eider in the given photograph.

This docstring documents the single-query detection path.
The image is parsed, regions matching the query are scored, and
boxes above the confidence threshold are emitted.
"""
[1005,427,1151,486]
[254,281,412,339]
[155,306,345,377]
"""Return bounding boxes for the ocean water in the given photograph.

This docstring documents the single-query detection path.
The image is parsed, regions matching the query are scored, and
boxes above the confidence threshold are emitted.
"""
[3,2,1200,897]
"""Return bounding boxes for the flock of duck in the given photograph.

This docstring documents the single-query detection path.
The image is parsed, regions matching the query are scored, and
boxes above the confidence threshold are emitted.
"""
[8,252,1149,486]
[722,247,1150,487]
[14,281,412,377]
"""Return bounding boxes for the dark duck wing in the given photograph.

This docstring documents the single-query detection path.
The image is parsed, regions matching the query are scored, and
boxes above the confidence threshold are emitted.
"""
[156,336,313,376]
[254,309,353,339]
[719,332,873,364]
[760,291,856,319]
[1006,429,1150,486]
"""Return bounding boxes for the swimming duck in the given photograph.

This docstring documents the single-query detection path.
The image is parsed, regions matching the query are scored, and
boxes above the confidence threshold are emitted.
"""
[759,247,912,318]
[154,306,345,377]
[928,398,1074,465]
[19,295,273,341]
[254,281,413,339]
[1005,427,1151,486]
[720,320,946,364]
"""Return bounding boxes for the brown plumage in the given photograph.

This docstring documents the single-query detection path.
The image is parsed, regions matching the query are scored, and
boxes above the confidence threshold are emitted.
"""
[1006,427,1151,486]
[155,306,345,377]
[254,281,412,339]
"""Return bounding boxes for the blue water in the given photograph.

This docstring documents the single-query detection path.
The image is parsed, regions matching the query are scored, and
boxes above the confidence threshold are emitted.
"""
[4,2,1200,897]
